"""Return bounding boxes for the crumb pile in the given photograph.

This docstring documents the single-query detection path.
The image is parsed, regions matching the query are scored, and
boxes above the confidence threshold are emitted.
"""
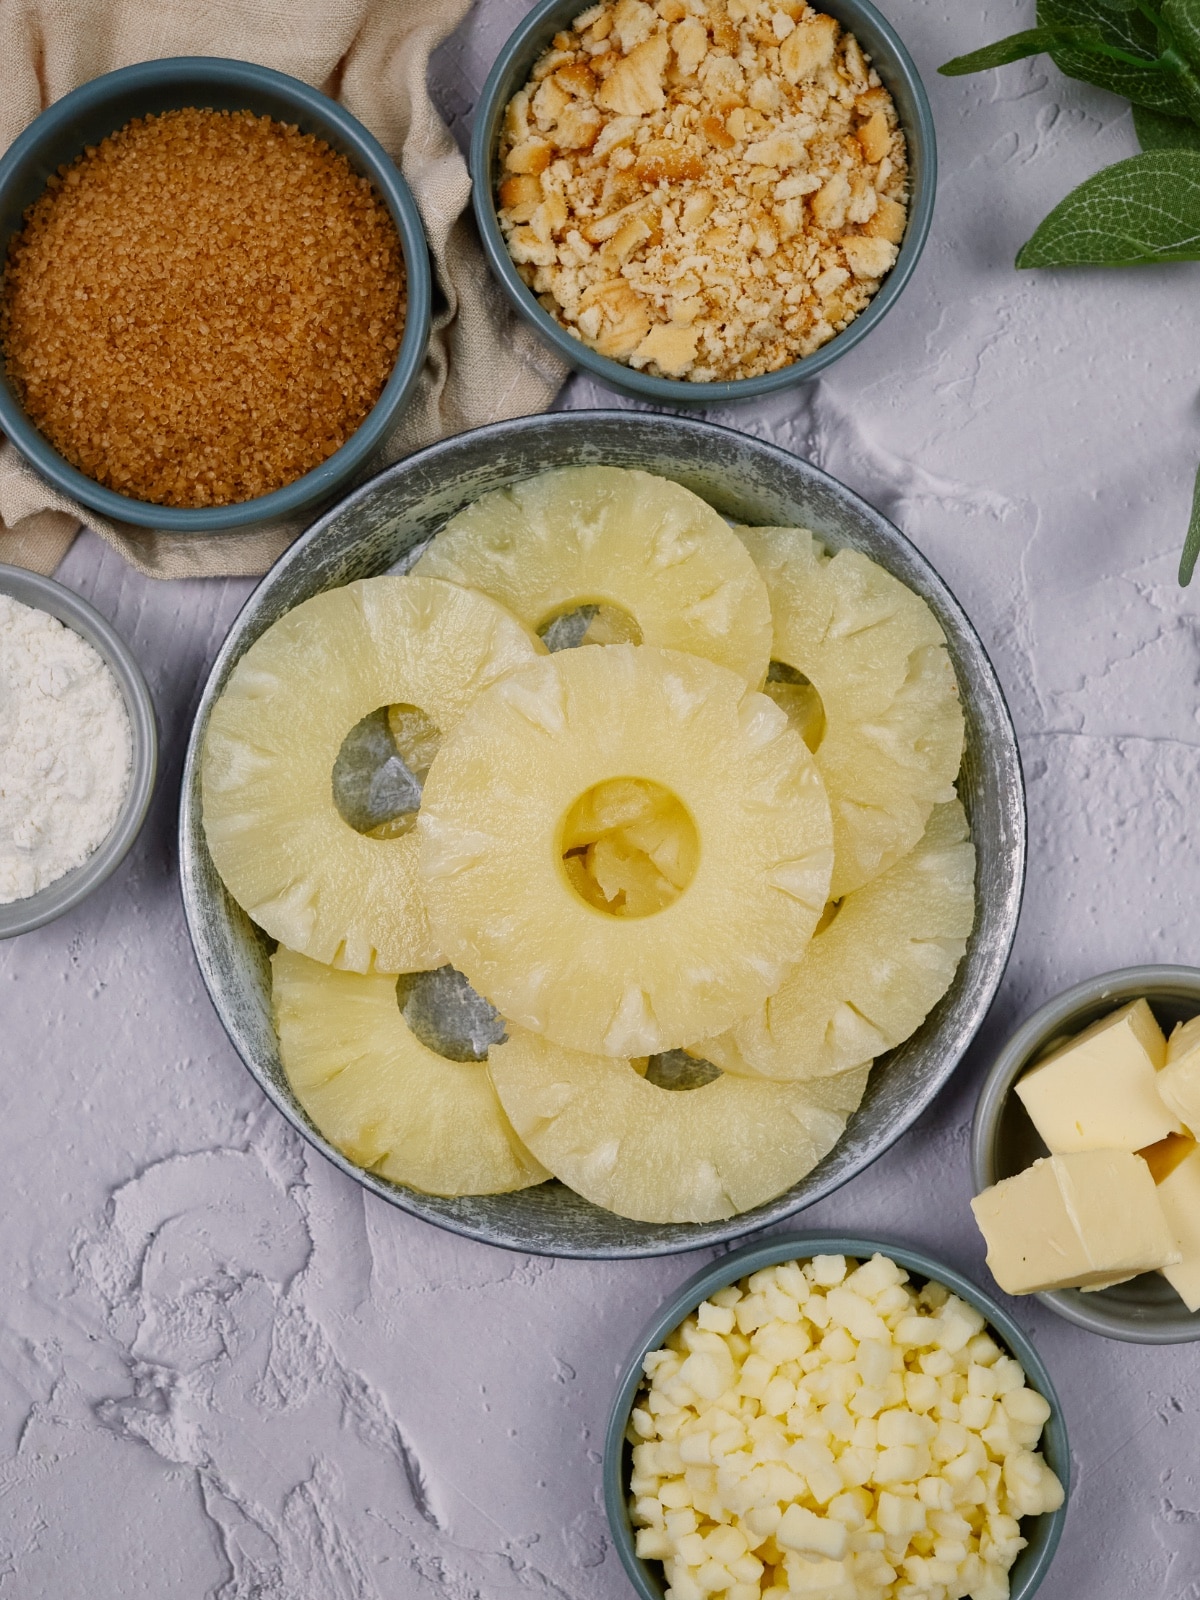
[0,108,407,508]
[497,0,908,383]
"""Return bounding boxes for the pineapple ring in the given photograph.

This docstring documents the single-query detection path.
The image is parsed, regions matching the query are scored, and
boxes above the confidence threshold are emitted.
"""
[738,525,965,899]
[414,466,773,688]
[417,644,834,1058]
[696,801,977,1082]
[488,1026,869,1223]
[201,575,542,974]
[271,948,548,1196]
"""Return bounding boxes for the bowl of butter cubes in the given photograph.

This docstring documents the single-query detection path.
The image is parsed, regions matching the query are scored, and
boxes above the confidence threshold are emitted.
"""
[972,965,1200,1343]
[605,1232,1069,1600]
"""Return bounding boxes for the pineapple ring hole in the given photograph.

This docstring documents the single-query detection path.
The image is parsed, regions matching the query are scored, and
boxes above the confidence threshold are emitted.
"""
[538,601,643,652]
[634,1049,723,1091]
[559,777,700,919]
[764,660,826,753]
[395,966,507,1062]
[331,703,442,839]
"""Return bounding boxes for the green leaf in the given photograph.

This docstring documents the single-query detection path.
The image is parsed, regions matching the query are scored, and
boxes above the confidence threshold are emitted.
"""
[1040,0,1157,50]
[940,27,1126,76]
[1041,0,1193,113]
[1016,150,1200,264]
[1180,455,1200,583]
[1163,0,1200,71]
[1134,100,1200,145]
[940,0,1200,116]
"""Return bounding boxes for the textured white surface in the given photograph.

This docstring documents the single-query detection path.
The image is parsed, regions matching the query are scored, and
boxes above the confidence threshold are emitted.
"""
[3,1,1200,1594]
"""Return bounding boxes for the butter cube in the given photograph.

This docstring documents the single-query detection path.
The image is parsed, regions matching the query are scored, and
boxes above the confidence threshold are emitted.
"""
[1015,999,1180,1152]
[1138,1131,1197,1184]
[1158,1015,1200,1135]
[1155,1145,1200,1312]
[971,1150,1181,1295]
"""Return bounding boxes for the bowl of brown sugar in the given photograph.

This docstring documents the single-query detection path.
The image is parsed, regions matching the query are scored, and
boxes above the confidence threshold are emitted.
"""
[0,58,431,531]
[471,0,935,404]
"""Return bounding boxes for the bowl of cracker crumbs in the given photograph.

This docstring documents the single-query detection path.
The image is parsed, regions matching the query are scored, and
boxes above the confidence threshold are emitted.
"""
[0,58,432,531]
[471,0,934,401]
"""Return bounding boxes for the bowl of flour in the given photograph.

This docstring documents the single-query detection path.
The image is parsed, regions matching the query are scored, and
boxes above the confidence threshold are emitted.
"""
[0,565,156,937]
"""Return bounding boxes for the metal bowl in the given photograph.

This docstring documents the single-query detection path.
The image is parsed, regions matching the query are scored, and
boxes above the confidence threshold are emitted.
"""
[604,1232,1071,1600]
[0,57,432,532]
[179,410,1024,1257]
[0,564,157,937]
[973,965,1200,1344]
[470,0,936,405]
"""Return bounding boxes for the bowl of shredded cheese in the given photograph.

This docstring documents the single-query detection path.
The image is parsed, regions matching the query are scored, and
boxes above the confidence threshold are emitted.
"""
[605,1233,1070,1600]
[0,58,432,532]
[0,565,157,937]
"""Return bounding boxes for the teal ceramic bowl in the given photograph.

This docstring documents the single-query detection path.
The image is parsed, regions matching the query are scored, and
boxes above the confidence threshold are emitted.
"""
[470,0,936,405]
[0,58,432,532]
[972,966,1200,1344]
[605,1233,1070,1600]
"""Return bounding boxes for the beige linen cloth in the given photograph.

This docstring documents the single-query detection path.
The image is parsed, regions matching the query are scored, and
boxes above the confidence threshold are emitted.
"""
[0,0,567,578]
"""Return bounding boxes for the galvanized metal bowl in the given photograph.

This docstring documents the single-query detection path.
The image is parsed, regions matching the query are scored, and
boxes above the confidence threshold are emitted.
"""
[470,0,936,405]
[0,57,432,533]
[179,410,1024,1257]
[973,965,1200,1344]
[604,1232,1071,1600]
[0,564,157,937]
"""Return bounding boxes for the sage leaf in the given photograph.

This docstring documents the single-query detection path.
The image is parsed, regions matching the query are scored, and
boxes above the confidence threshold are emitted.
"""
[1134,101,1200,147]
[1163,0,1200,71]
[1016,150,1200,264]
[1041,0,1193,114]
[1180,456,1200,584]
[940,27,1121,76]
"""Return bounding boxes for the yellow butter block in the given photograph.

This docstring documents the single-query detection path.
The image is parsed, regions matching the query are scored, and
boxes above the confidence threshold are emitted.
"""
[1015,998,1181,1153]
[1154,1144,1200,1313]
[1158,1014,1200,1137]
[971,1150,1181,1296]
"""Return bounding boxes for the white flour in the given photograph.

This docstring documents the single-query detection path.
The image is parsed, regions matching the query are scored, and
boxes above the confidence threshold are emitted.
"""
[0,594,133,904]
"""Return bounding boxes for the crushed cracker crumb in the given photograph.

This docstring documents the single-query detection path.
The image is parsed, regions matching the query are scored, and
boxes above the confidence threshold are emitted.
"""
[497,0,907,383]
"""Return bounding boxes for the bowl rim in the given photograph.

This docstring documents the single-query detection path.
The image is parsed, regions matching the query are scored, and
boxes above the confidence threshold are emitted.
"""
[971,963,1200,1345]
[603,1229,1071,1600]
[178,407,1025,1257]
[468,0,937,404]
[0,55,433,532]
[0,563,158,937]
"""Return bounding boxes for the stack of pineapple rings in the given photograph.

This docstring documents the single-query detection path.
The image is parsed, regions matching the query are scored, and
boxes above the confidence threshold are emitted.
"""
[201,467,975,1225]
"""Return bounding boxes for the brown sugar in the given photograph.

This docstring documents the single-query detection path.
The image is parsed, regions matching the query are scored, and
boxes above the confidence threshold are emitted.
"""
[496,0,908,384]
[0,108,407,508]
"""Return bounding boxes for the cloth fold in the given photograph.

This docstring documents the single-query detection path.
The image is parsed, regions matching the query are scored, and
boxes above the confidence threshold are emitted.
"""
[0,0,567,579]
